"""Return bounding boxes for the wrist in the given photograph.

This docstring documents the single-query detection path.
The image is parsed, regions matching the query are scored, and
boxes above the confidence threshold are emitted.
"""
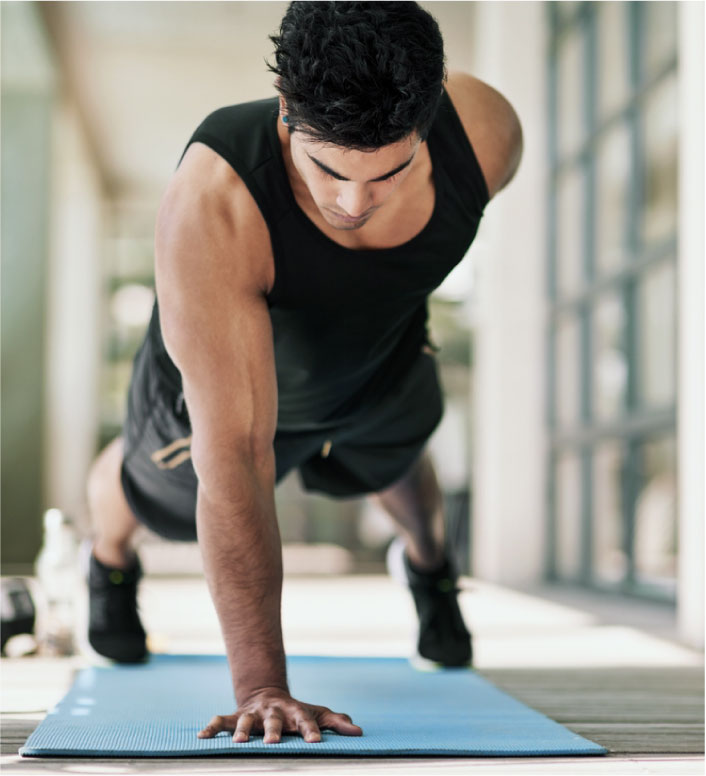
[236,682,290,707]
[230,647,289,705]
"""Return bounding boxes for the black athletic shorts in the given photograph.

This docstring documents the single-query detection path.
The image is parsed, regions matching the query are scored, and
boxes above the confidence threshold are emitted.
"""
[120,336,444,542]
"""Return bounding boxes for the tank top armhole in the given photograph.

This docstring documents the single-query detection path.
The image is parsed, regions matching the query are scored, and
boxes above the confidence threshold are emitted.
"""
[180,131,276,226]
[437,89,490,212]
[178,131,283,301]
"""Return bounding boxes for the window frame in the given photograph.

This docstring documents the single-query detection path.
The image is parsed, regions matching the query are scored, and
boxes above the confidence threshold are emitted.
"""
[546,1,678,602]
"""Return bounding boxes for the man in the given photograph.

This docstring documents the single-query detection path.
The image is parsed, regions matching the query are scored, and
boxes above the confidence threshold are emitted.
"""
[86,1,522,745]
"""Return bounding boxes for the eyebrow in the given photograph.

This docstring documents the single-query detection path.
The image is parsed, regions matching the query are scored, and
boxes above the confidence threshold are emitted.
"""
[307,153,415,182]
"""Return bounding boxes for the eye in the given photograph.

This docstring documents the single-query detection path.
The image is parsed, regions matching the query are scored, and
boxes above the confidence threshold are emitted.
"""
[315,165,344,181]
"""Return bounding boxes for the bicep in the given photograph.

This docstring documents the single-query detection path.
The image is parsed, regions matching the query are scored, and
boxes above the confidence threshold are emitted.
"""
[154,173,277,503]
[175,292,278,500]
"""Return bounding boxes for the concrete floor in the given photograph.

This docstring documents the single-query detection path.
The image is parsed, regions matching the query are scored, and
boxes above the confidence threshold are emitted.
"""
[1,570,703,775]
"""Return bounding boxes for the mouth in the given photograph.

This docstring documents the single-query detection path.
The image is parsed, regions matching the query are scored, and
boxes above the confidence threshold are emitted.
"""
[326,208,376,225]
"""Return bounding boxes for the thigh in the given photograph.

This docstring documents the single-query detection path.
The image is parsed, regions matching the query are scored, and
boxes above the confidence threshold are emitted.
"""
[121,337,198,541]
[121,339,333,536]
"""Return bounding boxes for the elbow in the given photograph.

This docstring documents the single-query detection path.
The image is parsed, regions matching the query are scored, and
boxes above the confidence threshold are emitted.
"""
[508,115,524,182]
[491,114,524,197]
[500,105,524,188]
[191,431,276,508]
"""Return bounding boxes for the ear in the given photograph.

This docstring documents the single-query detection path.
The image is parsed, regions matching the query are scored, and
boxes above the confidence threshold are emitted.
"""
[278,96,287,117]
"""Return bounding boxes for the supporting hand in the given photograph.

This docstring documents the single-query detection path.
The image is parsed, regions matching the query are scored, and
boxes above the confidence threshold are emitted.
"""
[197,688,363,744]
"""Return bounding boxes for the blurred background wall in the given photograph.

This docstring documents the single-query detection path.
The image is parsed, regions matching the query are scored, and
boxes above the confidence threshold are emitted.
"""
[1,2,703,648]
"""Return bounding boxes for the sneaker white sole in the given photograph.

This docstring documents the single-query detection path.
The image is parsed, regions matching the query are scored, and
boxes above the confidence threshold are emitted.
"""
[385,536,409,587]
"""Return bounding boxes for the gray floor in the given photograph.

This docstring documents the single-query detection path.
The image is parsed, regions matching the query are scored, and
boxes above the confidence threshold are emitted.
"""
[481,667,704,755]
[1,571,704,775]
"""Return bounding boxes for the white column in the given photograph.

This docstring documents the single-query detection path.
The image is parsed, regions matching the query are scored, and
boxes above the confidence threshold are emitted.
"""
[44,99,105,532]
[469,3,549,584]
[676,2,705,649]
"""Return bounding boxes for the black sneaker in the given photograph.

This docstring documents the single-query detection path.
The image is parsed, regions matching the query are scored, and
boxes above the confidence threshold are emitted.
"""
[88,551,147,663]
[387,537,472,669]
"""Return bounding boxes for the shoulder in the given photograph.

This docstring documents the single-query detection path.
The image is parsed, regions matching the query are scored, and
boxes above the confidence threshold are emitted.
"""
[156,142,274,294]
[193,98,278,152]
[444,71,523,200]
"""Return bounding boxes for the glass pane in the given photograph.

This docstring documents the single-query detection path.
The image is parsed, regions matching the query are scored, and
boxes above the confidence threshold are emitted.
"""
[557,27,586,158]
[555,2,582,24]
[593,442,627,584]
[556,164,585,297]
[597,2,630,120]
[638,260,676,407]
[595,122,631,274]
[640,73,678,247]
[556,314,581,427]
[592,292,628,419]
[556,452,582,579]
[635,435,677,590]
[643,1,677,80]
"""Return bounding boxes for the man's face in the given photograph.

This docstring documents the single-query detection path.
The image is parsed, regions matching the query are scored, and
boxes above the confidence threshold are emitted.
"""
[288,130,421,231]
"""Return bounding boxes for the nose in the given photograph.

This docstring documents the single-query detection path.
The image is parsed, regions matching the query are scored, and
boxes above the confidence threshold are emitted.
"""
[336,184,373,218]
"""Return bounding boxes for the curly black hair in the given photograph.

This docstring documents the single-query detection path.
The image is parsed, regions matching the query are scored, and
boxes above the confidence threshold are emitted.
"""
[268,1,446,150]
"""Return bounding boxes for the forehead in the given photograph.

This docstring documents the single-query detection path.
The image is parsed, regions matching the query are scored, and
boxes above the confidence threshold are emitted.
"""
[296,132,421,179]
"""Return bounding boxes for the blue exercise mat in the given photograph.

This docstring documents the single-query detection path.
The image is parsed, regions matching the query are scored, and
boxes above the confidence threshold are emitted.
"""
[20,655,605,757]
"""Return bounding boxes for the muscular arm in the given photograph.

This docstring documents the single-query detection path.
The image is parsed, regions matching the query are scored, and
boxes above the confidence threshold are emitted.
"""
[446,71,523,200]
[154,143,361,743]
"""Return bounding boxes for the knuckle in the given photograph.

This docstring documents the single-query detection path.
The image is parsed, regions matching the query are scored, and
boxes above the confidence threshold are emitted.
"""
[293,710,314,727]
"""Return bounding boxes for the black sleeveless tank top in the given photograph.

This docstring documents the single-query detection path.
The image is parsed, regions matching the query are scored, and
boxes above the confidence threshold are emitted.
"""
[147,89,489,430]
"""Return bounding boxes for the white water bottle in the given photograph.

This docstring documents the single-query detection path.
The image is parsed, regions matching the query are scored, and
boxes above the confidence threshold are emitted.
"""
[34,509,79,655]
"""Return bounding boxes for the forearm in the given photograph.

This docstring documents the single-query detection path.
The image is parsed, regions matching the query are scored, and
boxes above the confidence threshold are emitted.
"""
[195,450,287,704]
